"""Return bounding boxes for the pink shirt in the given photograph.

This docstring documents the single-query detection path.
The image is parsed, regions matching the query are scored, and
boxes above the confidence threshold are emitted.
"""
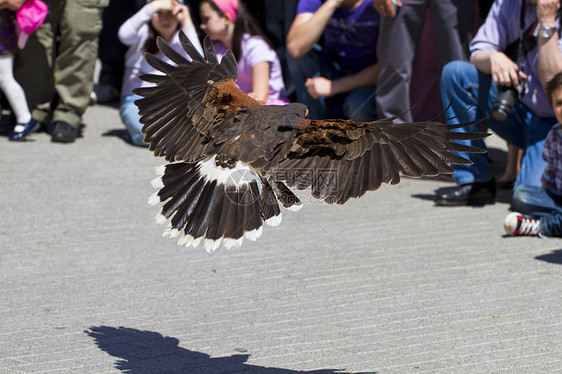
[213,34,289,105]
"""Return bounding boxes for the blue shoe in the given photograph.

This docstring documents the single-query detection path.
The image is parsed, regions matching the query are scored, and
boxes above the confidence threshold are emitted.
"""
[9,119,38,141]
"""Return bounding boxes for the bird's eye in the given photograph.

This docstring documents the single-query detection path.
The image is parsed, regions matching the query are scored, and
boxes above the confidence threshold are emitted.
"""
[305,108,309,118]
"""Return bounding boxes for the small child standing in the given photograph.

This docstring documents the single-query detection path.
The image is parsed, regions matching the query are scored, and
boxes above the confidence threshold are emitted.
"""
[504,72,562,238]
[199,0,289,105]
[0,6,37,141]
[118,0,203,146]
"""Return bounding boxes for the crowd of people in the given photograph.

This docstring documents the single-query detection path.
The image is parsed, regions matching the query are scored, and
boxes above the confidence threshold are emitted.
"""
[0,0,561,238]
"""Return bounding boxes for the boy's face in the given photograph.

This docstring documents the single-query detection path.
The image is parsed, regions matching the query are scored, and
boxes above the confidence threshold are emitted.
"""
[551,87,562,124]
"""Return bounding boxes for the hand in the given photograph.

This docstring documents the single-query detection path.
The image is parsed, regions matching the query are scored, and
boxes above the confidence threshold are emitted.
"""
[0,0,26,10]
[148,0,174,13]
[305,77,334,99]
[173,1,193,27]
[537,0,560,27]
[373,0,401,18]
[489,52,527,88]
[248,92,266,103]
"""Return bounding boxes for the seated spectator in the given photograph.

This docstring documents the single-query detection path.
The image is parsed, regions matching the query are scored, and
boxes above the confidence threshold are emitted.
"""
[118,0,203,146]
[241,0,299,99]
[199,0,289,105]
[433,0,562,206]
[504,72,562,238]
[286,0,379,122]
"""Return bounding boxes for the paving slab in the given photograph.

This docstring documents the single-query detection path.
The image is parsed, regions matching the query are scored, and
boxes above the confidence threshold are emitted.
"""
[0,104,561,373]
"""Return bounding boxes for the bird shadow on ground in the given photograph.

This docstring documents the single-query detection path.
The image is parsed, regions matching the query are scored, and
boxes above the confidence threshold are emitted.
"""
[535,249,562,265]
[85,326,375,374]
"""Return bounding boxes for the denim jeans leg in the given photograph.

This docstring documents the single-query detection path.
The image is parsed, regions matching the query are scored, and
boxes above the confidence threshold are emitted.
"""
[120,94,146,146]
[518,116,556,188]
[512,184,562,237]
[541,211,562,237]
[440,61,492,184]
[486,103,556,189]
[342,85,378,123]
[511,184,560,215]
[286,46,342,120]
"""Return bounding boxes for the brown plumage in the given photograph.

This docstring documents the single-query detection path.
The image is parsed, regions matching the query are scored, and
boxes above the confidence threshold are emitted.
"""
[134,33,488,251]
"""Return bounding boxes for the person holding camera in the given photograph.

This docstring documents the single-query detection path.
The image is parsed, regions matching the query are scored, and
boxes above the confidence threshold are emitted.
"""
[433,0,562,206]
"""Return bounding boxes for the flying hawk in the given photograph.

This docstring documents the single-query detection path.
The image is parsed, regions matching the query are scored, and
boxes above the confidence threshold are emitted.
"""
[134,33,487,252]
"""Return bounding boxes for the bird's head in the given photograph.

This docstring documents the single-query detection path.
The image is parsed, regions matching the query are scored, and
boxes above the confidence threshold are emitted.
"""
[285,102,309,119]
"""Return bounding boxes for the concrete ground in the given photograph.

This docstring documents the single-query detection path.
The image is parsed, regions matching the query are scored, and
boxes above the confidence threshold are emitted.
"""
[0,103,561,373]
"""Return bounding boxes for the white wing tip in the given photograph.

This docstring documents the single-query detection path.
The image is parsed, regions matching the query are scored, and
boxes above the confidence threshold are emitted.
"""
[163,228,180,239]
[204,238,223,252]
[148,192,161,206]
[154,213,167,225]
[178,233,194,246]
[265,213,282,227]
[244,226,263,241]
[155,165,166,176]
[151,176,164,189]
[223,237,243,250]
[287,203,303,212]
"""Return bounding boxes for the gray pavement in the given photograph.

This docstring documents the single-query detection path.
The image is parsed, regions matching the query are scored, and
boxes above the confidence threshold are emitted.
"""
[1,103,561,373]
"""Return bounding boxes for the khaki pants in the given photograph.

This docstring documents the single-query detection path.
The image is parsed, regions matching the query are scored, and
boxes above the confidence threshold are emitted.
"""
[14,0,108,128]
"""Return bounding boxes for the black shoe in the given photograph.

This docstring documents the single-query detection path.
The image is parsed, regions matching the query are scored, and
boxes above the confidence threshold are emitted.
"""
[9,119,38,141]
[434,179,496,206]
[51,121,77,143]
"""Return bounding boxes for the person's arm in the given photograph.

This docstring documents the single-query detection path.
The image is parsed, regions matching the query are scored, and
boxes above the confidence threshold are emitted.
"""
[468,0,530,88]
[372,0,402,18]
[174,1,195,29]
[248,61,270,103]
[175,2,204,56]
[470,50,527,88]
[305,63,379,99]
[118,4,154,46]
[537,0,562,87]
[286,0,344,58]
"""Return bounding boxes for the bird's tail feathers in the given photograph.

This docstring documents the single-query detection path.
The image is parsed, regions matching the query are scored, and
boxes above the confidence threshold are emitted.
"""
[149,157,283,251]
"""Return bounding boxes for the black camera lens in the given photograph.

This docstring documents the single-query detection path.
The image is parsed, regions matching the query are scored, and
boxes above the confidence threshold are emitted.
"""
[491,87,518,122]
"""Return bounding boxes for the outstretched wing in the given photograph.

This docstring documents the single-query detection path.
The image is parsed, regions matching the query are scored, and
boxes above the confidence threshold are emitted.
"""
[258,116,488,205]
[133,33,259,162]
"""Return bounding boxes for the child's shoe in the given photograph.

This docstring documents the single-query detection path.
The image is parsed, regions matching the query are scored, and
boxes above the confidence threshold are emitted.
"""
[9,119,38,141]
[504,212,541,236]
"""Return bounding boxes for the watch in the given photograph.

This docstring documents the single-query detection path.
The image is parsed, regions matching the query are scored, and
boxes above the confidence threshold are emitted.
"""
[541,24,557,39]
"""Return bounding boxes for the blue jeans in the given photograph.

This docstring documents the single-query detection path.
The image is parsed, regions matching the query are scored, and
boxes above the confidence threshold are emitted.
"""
[120,93,147,147]
[440,60,556,187]
[512,184,562,237]
[286,45,377,122]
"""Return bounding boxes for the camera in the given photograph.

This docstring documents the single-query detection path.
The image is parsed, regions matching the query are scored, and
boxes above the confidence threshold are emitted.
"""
[491,81,526,122]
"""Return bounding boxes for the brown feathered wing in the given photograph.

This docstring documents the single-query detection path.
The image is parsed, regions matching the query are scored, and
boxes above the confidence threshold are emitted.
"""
[134,33,488,251]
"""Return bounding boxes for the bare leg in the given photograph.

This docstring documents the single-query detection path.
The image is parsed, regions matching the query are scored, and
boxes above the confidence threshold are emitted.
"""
[498,143,523,186]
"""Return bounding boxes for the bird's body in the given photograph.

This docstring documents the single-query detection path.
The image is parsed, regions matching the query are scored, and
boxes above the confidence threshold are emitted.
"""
[134,33,488,251]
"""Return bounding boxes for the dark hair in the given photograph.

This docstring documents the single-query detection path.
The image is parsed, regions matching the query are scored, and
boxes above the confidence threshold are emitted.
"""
[143,12,181,55]
[201,0,274,61]
[545,72,562,107]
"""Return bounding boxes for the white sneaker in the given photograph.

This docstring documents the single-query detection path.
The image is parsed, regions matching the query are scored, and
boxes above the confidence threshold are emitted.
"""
[504,212,541,236]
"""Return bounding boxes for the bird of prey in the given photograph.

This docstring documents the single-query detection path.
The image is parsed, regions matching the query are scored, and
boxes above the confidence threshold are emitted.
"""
[134,33,488,252]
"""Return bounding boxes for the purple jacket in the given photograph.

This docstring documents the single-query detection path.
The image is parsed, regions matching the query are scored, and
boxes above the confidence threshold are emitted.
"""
[470,0,562,117]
